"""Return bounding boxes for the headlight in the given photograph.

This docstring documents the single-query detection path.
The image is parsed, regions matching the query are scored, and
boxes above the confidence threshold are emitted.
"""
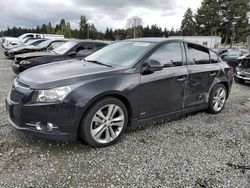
[20,60,32,65]
[35,86,72,103]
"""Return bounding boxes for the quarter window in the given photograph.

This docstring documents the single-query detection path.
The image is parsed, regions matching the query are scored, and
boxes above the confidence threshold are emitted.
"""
[149,42,183,67]
[210,50,218,63]
[187,43,210,65]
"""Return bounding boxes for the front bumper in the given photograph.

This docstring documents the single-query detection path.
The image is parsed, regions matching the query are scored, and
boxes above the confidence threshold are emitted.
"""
[5,90,79,141]
[235,73,250,81]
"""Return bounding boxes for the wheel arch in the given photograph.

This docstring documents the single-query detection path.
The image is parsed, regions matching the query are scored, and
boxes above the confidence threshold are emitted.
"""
[218,81,229,99]
[77,91,134,137]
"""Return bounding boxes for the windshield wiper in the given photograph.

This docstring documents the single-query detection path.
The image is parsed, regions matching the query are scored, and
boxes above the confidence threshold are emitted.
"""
[84,59,112,68]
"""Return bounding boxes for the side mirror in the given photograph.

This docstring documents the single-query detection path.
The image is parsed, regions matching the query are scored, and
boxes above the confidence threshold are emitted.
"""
[68,52,77,56]
[142,59,164,74]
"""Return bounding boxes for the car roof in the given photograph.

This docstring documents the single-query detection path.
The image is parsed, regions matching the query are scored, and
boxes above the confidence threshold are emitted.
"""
[124,37,176,43]
[68,39,110,44]
[124,37,208,46]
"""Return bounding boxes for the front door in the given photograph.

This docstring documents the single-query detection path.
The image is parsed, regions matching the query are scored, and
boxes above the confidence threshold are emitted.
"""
[139,42,188,119]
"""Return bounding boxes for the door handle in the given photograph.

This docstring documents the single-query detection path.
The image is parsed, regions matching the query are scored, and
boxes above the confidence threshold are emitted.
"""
[176,77,186,82]
[209,72,217,76]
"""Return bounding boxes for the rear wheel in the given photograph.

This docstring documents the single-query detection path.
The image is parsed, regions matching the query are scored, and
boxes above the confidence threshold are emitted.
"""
[80,97,128,147]
[208,84,227,114]
[234,76,244,84]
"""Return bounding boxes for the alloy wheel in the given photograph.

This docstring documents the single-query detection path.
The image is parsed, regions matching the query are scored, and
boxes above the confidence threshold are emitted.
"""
[90,104,125,144]
[212,87,226,112]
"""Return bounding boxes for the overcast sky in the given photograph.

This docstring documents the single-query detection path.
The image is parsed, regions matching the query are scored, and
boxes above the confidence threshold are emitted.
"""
[0,0,202,31]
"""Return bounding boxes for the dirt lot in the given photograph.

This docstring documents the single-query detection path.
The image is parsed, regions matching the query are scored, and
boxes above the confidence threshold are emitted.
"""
[0,47,250,187]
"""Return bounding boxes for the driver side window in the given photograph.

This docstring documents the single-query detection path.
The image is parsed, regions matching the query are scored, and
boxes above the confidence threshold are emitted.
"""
[149,42,183,67]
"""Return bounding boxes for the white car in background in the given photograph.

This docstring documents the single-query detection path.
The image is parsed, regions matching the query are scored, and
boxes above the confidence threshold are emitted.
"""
[2,33,64,49]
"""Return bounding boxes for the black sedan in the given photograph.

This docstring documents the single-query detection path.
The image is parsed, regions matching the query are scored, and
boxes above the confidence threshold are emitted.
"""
[6,38,233,147]
[11,40,108,74]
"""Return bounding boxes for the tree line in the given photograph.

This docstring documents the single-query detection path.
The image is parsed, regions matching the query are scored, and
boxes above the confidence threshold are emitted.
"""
[0,15,180,41]
[1,0,249,44]
[180,0,250,44]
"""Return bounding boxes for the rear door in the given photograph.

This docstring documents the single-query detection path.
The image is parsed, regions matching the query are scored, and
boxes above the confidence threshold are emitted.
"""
[185,42,220,108]
[139,42,188,118]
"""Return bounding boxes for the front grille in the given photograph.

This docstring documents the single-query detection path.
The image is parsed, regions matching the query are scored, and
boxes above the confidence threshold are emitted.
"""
[10,89,25,103]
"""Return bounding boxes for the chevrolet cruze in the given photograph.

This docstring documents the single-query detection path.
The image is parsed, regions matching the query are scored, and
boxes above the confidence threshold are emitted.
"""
[6,38,233,147]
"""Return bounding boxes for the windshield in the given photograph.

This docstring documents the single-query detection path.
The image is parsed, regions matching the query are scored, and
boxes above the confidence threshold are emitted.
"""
[21,38,30,43]
[37,40,51,48]
[85,41,155,67]
[227,51,242,57]
[26,39,39,45]
[52,41,77,55]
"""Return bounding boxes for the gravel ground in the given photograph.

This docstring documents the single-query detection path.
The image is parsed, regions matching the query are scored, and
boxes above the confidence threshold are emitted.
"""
[0,47,250,187]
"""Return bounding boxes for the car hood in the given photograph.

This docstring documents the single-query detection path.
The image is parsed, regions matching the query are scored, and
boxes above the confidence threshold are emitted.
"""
[15,51,54,59]
[18,59,123,89]
[12,45,41,52]
[6,44,24,50]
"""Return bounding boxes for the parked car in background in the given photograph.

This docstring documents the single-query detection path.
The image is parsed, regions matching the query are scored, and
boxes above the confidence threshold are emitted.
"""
[220,49,248,70]
[2,33,64,49]
[11,40,108,73]
[2,33,44,49]
[6,38,233,147]
[12,39,68,73]
[6,38,68,58]
[4,39,50,58]
[4,38,48,52]
[212,48,228,55]
[235,55,250,83]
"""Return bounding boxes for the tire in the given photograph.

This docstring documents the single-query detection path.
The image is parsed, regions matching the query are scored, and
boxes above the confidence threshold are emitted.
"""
[208,84,227,114]
[79,97,128,147]
[234,76,244,84]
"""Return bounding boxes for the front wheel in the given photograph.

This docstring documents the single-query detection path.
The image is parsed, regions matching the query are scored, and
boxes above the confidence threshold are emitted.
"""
[208,84,227,114]
[80,97,128,147]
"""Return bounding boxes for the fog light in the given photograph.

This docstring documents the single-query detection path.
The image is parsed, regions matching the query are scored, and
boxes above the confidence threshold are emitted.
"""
[26,122,58,132]
[47,123,58,132]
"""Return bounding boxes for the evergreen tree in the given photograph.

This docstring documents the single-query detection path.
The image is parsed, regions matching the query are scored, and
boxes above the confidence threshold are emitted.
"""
[65,22,72,38]
[78,15,88,39]
[47,22,53,34]
[180,8,197,36]
[195,0,221,36]
[41,24,47,34]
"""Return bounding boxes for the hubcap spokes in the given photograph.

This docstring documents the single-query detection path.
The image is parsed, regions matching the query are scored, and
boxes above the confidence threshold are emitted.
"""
[91,104,124,144]
[213,87,226,112]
